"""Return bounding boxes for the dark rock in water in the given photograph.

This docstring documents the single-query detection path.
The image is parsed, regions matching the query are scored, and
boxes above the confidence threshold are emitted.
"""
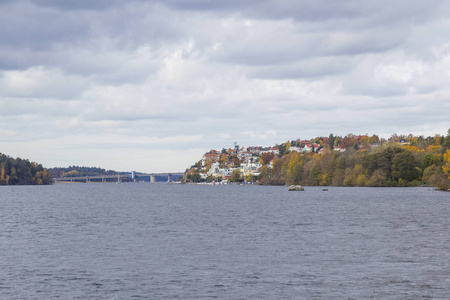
[288,185,304,191]
[322,189,328,191]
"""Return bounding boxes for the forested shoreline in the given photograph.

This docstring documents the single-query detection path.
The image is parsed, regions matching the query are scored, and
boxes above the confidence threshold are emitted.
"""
[258,132,450,191]
[0,153,52,185]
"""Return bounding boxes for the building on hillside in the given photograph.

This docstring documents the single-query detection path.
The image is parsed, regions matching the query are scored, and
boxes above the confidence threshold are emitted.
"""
[207,162,233,179]
[334,146,346,152]
[201,153,219,166]
[238,150,253,162]
[302,145,312,152]
[289,146,302,152]
[206,162,220,175]
[399,139,411,145]
[318,148,327,154]
[241,161,262,171]
[247,146,262,155]
[261,147,279,155]
[238,161,263,178]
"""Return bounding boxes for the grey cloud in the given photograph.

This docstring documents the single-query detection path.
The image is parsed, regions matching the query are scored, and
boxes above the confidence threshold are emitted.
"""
[0,1,181,78]
[163,0,359,21]
[24,0,122,11]
[163,0,444,26]
[0,1,92,51]
[249,57,352,79]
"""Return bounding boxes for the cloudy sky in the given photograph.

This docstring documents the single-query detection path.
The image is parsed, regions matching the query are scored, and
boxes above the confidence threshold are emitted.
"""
[1,0,449,172]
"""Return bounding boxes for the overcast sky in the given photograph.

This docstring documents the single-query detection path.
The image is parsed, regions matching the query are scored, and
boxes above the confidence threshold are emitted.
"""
[1,0,449,172]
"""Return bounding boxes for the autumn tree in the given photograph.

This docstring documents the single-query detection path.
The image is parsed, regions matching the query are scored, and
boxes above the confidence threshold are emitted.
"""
[219,153,228,165]
[229,154,241,166]
[230,169,242,182]
[0,165,7,184]
[277,143,288,156]
[287,152,303,184]
[318,150,336,185]
[64,170,80,177]
[391,151,420,183]
[423,165,449,190]
[308,165,322,185]
[328,134,335,150]
[443,150,450,179]
[343,164,364,186]
[365,169,386,187]
[260,152,275,165]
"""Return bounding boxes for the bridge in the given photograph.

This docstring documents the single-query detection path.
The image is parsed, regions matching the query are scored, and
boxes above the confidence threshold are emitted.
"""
[53,173,184,183]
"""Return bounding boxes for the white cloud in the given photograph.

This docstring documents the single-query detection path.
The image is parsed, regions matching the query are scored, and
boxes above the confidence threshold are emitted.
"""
[0,67,89,99]
[376,61,425,83]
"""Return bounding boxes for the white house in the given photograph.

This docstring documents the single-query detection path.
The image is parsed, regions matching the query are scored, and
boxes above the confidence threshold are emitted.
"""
[261,147,279,155]
[207,162,233,178]
[238,150,253,162]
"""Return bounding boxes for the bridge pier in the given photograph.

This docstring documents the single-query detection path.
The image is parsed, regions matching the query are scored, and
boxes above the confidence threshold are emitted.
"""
[168,174,172,183]
[150,175,156,183]
[102,177,106,183]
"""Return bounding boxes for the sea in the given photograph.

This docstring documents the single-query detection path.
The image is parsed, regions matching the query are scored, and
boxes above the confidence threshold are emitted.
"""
[1,183,449,299]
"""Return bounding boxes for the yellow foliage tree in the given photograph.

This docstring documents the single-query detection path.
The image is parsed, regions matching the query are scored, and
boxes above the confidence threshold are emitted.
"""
[0,166,6,184]
[425,145,440,153]
[35,171,43,185]
[285,141,291,152]
[355,174,368,186]
[205,161,212,172]
[402,145,423,153]
[434,134,441,145]
[443,150,450,179]
[343,164,364,186]
[288,152,303,176]
[219,153,227,165]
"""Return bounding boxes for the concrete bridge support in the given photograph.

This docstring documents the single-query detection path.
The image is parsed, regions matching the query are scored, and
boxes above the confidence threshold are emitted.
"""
[168,174,173,183]
[150,175,156,183]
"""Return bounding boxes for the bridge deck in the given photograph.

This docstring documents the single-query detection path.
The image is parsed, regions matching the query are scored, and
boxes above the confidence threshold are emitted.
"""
[54,173,184,182]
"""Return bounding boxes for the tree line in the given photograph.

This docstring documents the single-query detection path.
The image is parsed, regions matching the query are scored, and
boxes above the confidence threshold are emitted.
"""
[258,131,450,190]
[0,153,52,185]
[49,166,117,178]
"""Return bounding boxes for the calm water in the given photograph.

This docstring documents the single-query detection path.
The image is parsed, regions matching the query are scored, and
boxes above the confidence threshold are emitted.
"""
[1,184,449,299]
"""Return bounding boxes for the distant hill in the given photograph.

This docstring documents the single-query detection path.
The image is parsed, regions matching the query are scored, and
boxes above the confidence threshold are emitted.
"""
[49,166,117,178]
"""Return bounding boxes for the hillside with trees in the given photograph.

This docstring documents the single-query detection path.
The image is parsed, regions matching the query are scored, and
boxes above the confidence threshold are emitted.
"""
[185,130,450,190]
[49,166,117,178]
[0,153,52,185]
[261,132,450,190]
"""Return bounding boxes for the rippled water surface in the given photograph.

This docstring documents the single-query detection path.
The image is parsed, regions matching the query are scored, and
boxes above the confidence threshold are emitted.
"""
[1,184,450,299]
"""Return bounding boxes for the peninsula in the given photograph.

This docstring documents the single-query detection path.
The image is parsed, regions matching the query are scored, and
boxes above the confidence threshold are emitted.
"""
[185,131,450,191]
